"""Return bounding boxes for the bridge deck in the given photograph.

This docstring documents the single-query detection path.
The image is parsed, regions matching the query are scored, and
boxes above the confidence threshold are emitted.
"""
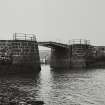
[38,41,69,49]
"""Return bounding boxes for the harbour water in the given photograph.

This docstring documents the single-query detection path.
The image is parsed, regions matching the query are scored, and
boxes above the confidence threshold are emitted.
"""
[1,65,105,105]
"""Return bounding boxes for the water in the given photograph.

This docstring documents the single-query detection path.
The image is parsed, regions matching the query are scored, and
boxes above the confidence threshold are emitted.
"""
[0,65,105,105]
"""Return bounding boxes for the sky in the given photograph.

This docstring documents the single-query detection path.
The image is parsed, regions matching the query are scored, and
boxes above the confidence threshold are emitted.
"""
[0,0,105,50]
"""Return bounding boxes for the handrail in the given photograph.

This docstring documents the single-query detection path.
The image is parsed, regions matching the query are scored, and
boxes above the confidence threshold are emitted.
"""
[13,33,36,41]
[69,39,90,45]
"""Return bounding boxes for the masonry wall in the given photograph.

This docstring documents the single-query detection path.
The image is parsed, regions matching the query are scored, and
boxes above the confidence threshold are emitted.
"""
[50,44,94,69]
[50,48,70,69]
[0,40,41,74]
[70,44,94,68]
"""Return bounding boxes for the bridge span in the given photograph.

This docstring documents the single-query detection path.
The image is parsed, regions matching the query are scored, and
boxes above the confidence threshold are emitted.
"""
[38,40,95,69]
[38,41,69,49]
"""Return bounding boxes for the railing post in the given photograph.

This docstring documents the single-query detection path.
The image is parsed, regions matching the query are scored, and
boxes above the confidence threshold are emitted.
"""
[24,34,26,40]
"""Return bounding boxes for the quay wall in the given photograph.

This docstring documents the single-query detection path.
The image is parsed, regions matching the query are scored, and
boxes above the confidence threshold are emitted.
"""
[50,44,95,69]
[49,43,105,69]
[0,40,41,74]
[86,46,105,68]
[70,44,94,68]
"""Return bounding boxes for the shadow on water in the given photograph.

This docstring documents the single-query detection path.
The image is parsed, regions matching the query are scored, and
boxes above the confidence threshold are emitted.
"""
[0,70,45,104]
[50,67,99,74]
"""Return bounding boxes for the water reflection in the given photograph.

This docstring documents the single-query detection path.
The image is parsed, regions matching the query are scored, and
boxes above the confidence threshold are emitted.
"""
[38,65,105,105]
[0,65,105,105]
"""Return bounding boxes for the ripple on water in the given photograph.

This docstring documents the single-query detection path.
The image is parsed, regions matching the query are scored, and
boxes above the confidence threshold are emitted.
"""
[0,65,105,105]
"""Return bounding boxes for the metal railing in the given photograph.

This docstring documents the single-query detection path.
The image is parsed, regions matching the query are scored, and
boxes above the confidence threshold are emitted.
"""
[68,39,90,45]
[13,33,36,41]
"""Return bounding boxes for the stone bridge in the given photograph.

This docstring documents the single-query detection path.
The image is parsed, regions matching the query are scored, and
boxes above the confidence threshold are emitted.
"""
[38,40,94,69]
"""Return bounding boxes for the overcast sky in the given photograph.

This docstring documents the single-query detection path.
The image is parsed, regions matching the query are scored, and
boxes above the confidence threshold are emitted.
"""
[0,0,105,48]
